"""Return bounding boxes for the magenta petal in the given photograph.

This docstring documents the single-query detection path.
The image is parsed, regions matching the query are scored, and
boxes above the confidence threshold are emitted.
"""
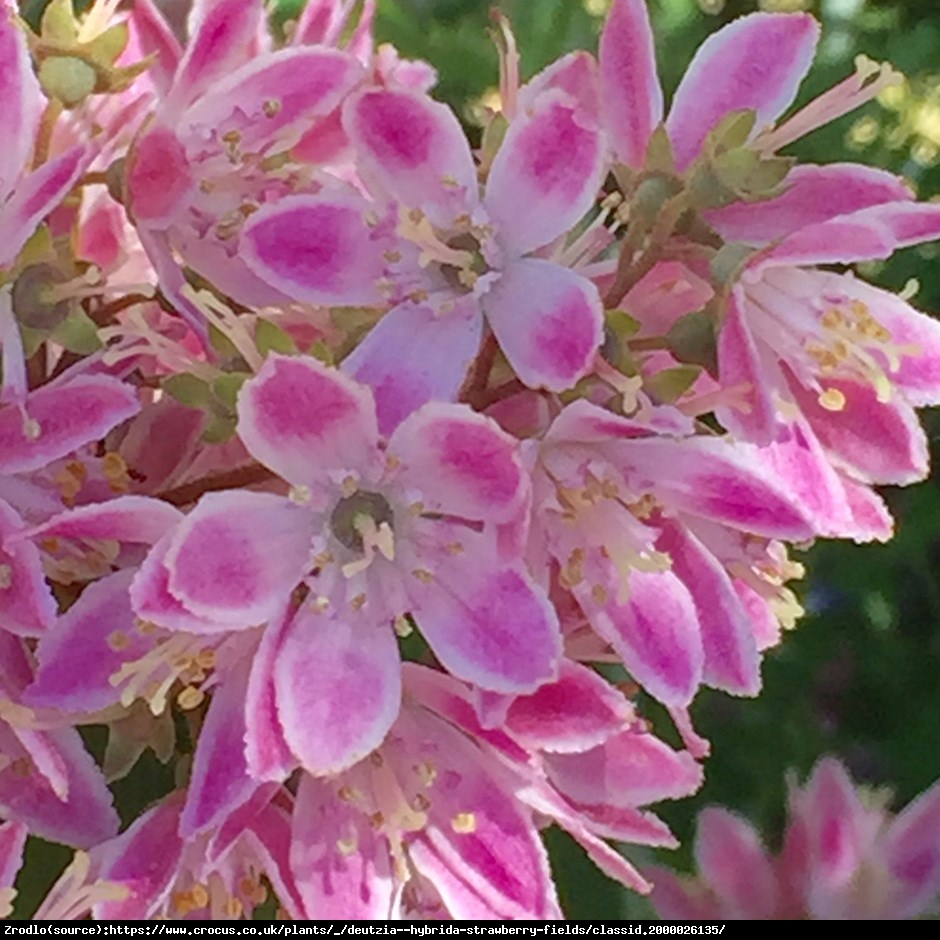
[0,498,56,636]
[167,0,262,110]
[788,374,928,485]
[599,0,663,168]
[754,213,896,269]
[343,300,482,436]
[180,656,258,837]
[885,782,940,918]
[164,490,313,624]
[126,126,194,227]
[584,568,703,707]
[291,775,395,919]
[0,724,119,848]
[343,88,477,225]
[405,711,561,919]
[0,376,139,475]
[185,47,363,152]
[519,52,600,120]
[237,354,380,486]
[485,259,603,391]
[27,570,150,713]
[0,7,42,201]
[0,820,26,901]
[390,404,525,524]
[241,193,384,307]
[545,730,703,809]
[485,97,605,253]
[411,550,560,694]
[128,0,182,96]
[0,146,89,267]
[707,164,913,245]
[504,661,633,754]
[94,795,185,920]
[667,13,819,172]
[657,523,760,697]
[694,807,778,918]
[274,607,401,774]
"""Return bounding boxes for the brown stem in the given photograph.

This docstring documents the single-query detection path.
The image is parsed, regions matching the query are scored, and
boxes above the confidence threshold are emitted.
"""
[26,345,48,390]
[475,378,526,410]
[155,464,276,508]
[89,292,153,326]
[459,329,498,408]
[627,336,670,353]
[32,101,63,170]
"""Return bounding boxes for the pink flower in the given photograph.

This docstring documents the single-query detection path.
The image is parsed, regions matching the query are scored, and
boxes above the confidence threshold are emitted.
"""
[131,354,561,773]
[0,820,26,918]
[650,757,940,920]
[241,62,607,432]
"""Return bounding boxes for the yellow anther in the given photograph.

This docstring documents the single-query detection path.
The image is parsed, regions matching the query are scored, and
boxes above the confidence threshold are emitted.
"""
[309,596,330,614]
[190,884,209,909]
[412,568,434,584]
[451,812,477,834]
[337,836,358,856]
[445,542,464,555]
[314,551,335,567]
[177,686,205,711]
[416,761,437,786]
[350,593,367,610]
[289,484,311,504]
[369,811,386,829]
[394,615,413,637]
[560,548,585,590]
[106,630,130,651]
[194,649,216,670]
[409,501,425,516]
[591,584,609,605]
[818,388,847,411]
[412,793,432,812]
[341,475,358,498]
[262,99,281,118]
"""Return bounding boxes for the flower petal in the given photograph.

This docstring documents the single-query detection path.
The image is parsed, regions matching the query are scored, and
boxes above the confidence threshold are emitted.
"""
[0,498,57,636]
[274,607,401,774]
[484,259,603,391]
[126,126,194,228]
[885,781,940,919]
[598,0,663,167]
[164,491,314,624]
[485,96,605,253]
[0,376,139,476]
[666,13,819,172]
[343,300,482,436]
[390,404,525,524]
[128,0,182,96]
[343,88,477,226]
[237,353,380,487]
[240,192,385,307]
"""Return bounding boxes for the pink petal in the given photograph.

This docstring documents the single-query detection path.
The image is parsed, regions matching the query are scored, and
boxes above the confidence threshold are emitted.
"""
[274,607,401,774]
[885,781,940,918]
[0,498,57,636]
[666,13,819,172]
[839,475,893,544]
[707,164,913,245]
[582,567,703,707]
[545,730,703,809]
[291,775,395,919]
[184,48,364,154]
[0,376,139,475]
[240,193,384,307]
[343,88,477,226]
[648,867,719,919]
[0,820,27,899]
[343,300,482,436]
[657,522,760,696]
[0,146,89,267]
[484,259,603,391]
[237,354,380,486]
[127,0,182,96]
[519,51,600,120]
[409,546,561,694]
[27,570,150,713]
[694,807,778,918]
[0,724,120,849]
[753,213,896,269]
[245,613,296,782]
[167,0,262,111]
[598,0,663,167]
[164,491,314,624]
[504,660,633,754]
[180,656,259,837]
[94,795,185,920]
[405,710,561,919]
[485,96,605,254]
[787,373,928,485]
[0,6,43,201]
[20,496,184,547]
[390,404,525,524]
[126,125,195,227]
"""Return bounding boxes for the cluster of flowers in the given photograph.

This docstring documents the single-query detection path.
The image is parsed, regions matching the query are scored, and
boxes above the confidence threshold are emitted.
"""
[2,0,940,919]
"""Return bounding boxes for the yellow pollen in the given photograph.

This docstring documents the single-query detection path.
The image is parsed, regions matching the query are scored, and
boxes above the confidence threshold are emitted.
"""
[369,811,385,829]
[818,388,847,411]
[24,418,41,440]
[289,485,311,504]
[412,568,434,584]
[416,761,437,786]
[591,584,609,605]
[337,786,358,802]
[194,649,216,670]
[177,686,205,711]
[412,793,432,812]
[106,630,130,651]
[383,249,402,263]
[39,537,60,552]
[350,593,367,610]
[370,752,385,767]
[135,618,159,634]
[445,542,464,555]
[409,501,425,516]
[309,596,330,614]
[336,836,358,856]
[314,551,335,567]
[441,174,460,189]
[222,897,243,918]
[451,812,477,834]
[341,476,358,498]
[560,548,585,589]
[262,99,281,118]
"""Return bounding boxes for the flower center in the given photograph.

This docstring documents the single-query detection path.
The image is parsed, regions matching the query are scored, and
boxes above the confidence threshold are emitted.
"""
[330,490,395,554]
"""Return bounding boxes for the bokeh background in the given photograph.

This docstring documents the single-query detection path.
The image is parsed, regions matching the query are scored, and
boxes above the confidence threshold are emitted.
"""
[12,0,940,920]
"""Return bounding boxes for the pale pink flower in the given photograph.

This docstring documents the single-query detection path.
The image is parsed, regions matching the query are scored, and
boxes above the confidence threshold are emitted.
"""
[651,757,940,920]
[130,354,560,774]
[0,821,26,918]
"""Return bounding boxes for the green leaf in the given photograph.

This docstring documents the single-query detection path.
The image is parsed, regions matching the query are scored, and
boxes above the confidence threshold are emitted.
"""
[163,374,211,408]
[52,307,101,354]
[255,318,298,356]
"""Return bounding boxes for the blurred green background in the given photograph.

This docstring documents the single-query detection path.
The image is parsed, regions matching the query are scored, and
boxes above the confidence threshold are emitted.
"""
[13,0,940,920]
